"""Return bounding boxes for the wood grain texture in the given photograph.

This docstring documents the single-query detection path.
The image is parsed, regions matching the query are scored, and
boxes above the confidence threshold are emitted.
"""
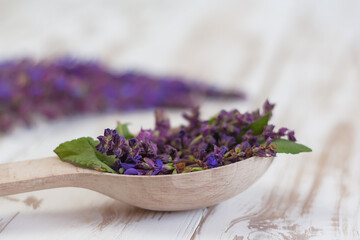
[0,0,359,239]
[0,156,273,211]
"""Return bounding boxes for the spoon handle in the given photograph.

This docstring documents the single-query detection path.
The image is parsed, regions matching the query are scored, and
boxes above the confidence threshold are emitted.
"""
[0,157,85,196]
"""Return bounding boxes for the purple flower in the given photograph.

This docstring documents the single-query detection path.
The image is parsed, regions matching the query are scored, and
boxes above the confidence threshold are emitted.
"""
[288,131,296,142]
[265,137,274,147]
[121,162,137,170]
[183,107,201,129]
[124,168,140,175]
[263,100,275,113]
[278,127,288,136]
[219,133,236,148]
[242,130,258,145]
[263,125,275,139]
[144,158,156,168]
[0,82,12,99]
[93,100,297,175]
[236,141,251,151]
[155,109,170,137]
[136,129,155,142]
[206,154,218,168]
[152,159,164,175]
[0,57,243,133]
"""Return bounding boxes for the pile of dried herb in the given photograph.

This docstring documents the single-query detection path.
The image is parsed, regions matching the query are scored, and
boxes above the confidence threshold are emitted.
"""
[54,101,311,175]
[0,57,242,133]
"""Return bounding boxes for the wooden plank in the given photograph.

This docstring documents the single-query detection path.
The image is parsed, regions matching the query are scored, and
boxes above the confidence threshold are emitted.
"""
[0,0,360,239]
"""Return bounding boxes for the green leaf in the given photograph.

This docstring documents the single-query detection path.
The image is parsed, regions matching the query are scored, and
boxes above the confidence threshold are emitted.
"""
[237,113,271,143]
[208,117,216,124]
[54,137,117,173]
[116,122,134,139]
[191,167,204,171]
[86,138,117,167]
[247,113,271,135]
[269,138,312,154]
[190,134,203,145]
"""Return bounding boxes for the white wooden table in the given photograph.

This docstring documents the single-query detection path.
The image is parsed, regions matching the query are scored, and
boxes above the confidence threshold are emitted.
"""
[0,0,359,239]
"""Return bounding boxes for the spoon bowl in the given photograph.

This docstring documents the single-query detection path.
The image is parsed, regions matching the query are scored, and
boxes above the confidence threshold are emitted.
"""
[0,156,273,211]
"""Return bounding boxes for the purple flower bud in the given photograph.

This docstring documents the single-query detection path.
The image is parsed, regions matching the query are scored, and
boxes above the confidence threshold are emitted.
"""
[96,146,106,154]
[0,57,243,133]
[152,159,164,175]
[219,146,228,155]
[155,109,170,136]
[137,129,155,141]
[156,159,163,168]
[97,136,107,144]
[265,137,273,147]
[91,100,301,175]
[288,131,296,142]
[124,168,140,175]
[242,141,251,150]
[278,127,288,136]
[0,82,12,99]
[206,155,218,168]
[112,129,118,136]
[183,106,200,129]
[255,149,266,157]
[179,129,186,137]
[144,158,156,169]
[128,138,137,147]
[120,162,136,170]
[104,128,111,137]
[263,100,275,113]
[220,133,236,148]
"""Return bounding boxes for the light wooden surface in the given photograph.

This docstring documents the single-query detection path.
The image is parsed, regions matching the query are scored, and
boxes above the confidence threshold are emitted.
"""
[0,0,359,239]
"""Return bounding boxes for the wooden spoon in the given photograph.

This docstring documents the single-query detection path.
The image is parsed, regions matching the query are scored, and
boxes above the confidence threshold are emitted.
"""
[0,156,273,211]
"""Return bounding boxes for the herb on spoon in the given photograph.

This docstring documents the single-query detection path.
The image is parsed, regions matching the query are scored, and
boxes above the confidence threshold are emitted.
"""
[54,101,311,175]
